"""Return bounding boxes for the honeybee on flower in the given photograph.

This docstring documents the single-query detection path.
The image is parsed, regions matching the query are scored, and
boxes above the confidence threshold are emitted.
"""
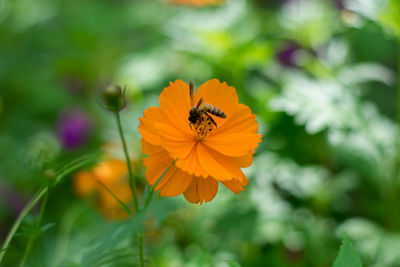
[139,79,261,204]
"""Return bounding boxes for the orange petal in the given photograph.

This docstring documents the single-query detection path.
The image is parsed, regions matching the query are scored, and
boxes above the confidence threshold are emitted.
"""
[155,123,195,160]
[222,177,248,194]
[138,107,166,146]
[74,171,97,196]
[141,139,165,156]
[143,147,174,185]
[231,153,254,168]
[154,165,179,191]
[159,80,192,135]
[196,143,246,181]
[203,132,261,157]
[175,142,208,178]
[214,104,258,134]
[183,179,199,203]
[158,168,193,197]
[194,79,240,128]
[94,160,127,185]
[183,177,218,204]
[200,177,219,203]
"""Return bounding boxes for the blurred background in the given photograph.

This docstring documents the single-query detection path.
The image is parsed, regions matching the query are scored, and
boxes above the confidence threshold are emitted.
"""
[0,0,399,266]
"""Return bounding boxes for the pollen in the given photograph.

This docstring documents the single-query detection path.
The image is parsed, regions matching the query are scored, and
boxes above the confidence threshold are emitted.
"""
[191,113,215,140]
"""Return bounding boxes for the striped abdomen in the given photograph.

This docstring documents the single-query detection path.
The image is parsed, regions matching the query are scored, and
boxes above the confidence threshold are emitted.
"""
[201,103,227,118]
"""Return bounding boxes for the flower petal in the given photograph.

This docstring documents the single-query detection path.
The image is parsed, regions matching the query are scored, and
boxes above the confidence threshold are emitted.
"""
[141,139,164,156]
[138,107,166,146]
[194,79,239,128]
[154,165,179,190]
[94,160,127,184]
[143,147,174,185]
[203,132,261,157]
[183,177,218,204]
[200,177,218,203]
[183,178,199,203]
[158,168,193,197]
[214,104,258,134]
[231,153,254,168]
[175,142,208,178]
[196,143,246,181]
[155,123,195,160]
[222,177,248,194]
[74,171,97,196]
[159,80,192,135]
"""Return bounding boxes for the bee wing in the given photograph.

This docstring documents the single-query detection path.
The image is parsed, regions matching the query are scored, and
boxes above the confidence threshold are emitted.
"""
[196,98,203,108]
[189,81,195,106]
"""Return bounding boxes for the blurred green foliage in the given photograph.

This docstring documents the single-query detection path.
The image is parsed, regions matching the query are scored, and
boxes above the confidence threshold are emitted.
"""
[0,0,399,266]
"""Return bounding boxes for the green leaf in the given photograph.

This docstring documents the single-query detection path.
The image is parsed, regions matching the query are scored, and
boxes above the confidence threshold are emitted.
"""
[226,260,242,267]
[332,233,363,267]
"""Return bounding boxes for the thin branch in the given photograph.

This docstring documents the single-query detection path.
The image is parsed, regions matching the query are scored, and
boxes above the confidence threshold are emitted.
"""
[114,112,139,212]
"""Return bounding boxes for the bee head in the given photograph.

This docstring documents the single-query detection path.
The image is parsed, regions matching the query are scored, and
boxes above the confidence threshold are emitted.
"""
[188,107,198,123]
[188,116,196,123]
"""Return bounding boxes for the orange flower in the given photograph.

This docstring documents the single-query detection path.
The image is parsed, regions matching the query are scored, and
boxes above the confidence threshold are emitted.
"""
[74,159,133,219]
[139,79,261,204]
[169,0,225,6]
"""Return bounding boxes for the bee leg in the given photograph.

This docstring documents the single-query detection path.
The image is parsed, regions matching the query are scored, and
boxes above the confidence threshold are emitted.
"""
[189,123,193,130]
[205,112,217,127]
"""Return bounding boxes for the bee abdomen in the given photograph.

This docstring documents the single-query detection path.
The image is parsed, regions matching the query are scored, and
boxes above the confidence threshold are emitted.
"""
[201,103,227,118]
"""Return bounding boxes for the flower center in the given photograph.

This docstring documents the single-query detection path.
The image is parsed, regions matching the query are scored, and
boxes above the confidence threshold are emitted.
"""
[191,113,216,141]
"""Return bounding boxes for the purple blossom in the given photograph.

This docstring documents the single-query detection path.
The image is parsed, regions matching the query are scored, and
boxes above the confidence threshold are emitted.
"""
[332,0,345,10]
[276,42,301,68]
[57,109,91,150]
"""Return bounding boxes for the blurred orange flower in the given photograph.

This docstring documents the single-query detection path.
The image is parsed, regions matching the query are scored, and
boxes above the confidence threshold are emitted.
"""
[139,79,261,204]
[74,159,133,219]
[170,0,225,6]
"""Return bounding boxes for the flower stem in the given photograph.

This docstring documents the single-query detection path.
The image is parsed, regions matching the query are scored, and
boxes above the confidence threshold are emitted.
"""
[114,111,140,212]
[398,41,400,125]
[113,111,143,266]
[0,186,48,264]
[19,190,49,267]
[138,233,145,266]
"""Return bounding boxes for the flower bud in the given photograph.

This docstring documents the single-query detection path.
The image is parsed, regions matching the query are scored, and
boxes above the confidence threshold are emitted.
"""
[101,85,127,112]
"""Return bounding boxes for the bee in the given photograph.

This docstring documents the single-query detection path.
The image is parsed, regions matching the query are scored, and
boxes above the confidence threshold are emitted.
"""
[188,81,226,130]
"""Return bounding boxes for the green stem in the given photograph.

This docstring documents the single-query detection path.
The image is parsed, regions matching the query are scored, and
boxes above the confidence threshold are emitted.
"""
[19,191,49,267]
[0,186,48,264]
[113,111,143,266]
[54,151,101,178]
[398,41,400,125]
[138,233,145,267]
[97,180,133,216]
[395,40,400,230]
[53,156,99,186]
[114,111,139,212]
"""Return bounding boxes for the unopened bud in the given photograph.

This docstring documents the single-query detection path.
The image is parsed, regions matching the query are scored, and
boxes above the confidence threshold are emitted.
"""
[101,85,127,112]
